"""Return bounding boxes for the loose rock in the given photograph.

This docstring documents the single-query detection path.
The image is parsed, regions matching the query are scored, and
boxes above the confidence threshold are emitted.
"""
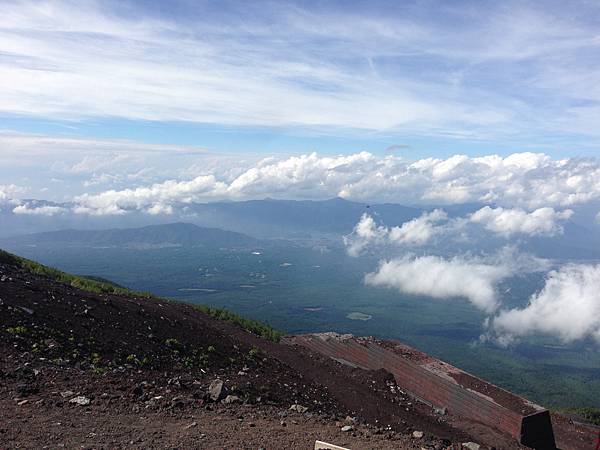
[462,443,481,450]
[69,396,91,406]
[208,379,224,401]
[289,404,308,413]
[223,395,240,404]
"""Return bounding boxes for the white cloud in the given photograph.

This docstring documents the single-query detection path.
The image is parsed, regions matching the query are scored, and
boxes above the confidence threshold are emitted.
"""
[344,213,389,257]
[68,154,135,175]
[470,206,573,237]
[0,184,26,202]
[489,264,600,344]
[12,204,67,216]
[62,151,600,215]
[0,131,254,201]
[73,175,228,216]
[389,209,448,245]
[0,131,209,163]
[344,210,447,256]
[364,247,549,314]
[365,254,510,313]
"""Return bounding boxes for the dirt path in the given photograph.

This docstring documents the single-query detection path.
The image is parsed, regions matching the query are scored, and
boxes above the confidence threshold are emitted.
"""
[1,399,434,449]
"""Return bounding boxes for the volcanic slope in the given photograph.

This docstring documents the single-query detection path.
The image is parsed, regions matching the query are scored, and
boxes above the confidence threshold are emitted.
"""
[1,249,528,449]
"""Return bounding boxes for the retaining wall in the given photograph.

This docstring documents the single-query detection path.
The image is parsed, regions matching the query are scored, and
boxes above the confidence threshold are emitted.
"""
[287,333,556,449]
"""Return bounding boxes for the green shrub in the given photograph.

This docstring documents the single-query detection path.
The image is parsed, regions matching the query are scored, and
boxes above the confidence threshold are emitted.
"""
[248,346,260,358]
[564,407,600,426]
[194,305,283,343]
[0,249,146,298]
[6,326,28,335]
[90,352,102,364]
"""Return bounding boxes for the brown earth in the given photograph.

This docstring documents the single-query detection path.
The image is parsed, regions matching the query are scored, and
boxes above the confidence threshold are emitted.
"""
[0,254,596,449]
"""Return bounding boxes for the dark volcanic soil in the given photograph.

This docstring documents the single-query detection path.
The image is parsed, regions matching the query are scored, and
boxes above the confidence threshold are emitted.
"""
[0,253,593,449]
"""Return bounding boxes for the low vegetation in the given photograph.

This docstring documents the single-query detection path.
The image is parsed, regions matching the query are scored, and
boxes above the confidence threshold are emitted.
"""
[194,305,283,343]
[0,249,143,297]
[564,407,600,426]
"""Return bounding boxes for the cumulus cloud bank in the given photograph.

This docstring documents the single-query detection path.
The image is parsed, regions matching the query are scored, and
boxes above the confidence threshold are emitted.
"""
[365,255,509,313]
[344,210,447,256]
[364,249,549,314]
[22,151,598,216]
[0,184,26,202]
[488,264,600,344]
[72,175,228,216]
[12,204,67,216]
[344,214,389,257]
[470,206,573,237]
[389,210,448,245]
[352,209,600,346]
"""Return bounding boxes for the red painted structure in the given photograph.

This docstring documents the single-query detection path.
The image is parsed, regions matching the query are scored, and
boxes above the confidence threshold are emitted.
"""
[287,333,556,449]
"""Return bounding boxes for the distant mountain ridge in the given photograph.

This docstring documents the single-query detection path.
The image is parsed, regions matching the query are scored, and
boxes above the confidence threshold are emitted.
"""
[0,197,424,239]
[2,198,599,259]
[187,197,422,238]
[1,222,259,248]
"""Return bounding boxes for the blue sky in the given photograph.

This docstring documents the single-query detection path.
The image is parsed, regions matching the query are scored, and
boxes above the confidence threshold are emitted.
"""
[2,0,600,201]
[3,0,600,157]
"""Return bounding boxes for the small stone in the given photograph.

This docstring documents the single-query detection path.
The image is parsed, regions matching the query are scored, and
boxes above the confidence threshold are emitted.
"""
[171,396,184,407]
[19,306,34,315]
[412,431,424,439]
[223,395,240,404]
[208,379,224,401]
[69,396,91,406]
[462,443,481,450]
[289,404,308,413]
[60,390,75,398]
[341,425,353,432]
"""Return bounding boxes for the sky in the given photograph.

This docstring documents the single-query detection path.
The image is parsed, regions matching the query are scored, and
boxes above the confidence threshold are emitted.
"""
[2,0,600,201]
[2,0,600,345]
